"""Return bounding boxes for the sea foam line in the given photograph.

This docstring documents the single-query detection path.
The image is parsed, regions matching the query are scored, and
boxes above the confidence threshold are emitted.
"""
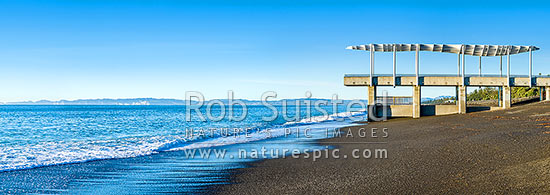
[0,110,366,172]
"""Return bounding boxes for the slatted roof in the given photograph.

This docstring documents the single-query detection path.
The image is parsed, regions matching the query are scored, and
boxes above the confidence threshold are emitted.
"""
[346,44,539,56]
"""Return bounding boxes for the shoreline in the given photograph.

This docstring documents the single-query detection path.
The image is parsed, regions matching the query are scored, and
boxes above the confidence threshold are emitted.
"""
[0,116,355,193]
[2,102,549,193]
[213,101,550,194]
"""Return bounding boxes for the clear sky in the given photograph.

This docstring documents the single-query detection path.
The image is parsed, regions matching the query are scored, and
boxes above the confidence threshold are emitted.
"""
[1,0,549,102]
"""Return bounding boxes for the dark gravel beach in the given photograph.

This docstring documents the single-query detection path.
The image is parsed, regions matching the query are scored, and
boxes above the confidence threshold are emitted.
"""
[216,101,550,194]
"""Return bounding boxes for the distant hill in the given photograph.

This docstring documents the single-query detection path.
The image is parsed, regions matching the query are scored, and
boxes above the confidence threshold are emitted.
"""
[5,98,188,105]
[421,95,455,103]
[422,95,457,105]
[4,98,368,106]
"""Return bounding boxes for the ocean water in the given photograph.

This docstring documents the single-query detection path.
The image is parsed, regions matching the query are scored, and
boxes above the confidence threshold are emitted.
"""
[0,105,365,193]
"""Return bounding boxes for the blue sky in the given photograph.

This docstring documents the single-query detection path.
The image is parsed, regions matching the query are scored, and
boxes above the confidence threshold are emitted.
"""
[1,0,549,102]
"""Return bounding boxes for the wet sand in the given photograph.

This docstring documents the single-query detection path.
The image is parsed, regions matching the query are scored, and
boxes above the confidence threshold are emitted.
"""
[215,101,550,194]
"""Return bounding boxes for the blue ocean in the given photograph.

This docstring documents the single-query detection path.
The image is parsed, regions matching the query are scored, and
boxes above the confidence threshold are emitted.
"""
[0,105,365,193]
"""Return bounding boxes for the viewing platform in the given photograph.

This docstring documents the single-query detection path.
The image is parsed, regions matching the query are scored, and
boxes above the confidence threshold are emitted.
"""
[344,74,550,87]
[345,43,550,119]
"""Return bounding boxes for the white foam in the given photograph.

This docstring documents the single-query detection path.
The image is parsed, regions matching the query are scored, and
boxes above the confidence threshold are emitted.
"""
[0,136,193,172]
[167,110,367,152]
[0,110,367,172]
[282,109,366,126]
